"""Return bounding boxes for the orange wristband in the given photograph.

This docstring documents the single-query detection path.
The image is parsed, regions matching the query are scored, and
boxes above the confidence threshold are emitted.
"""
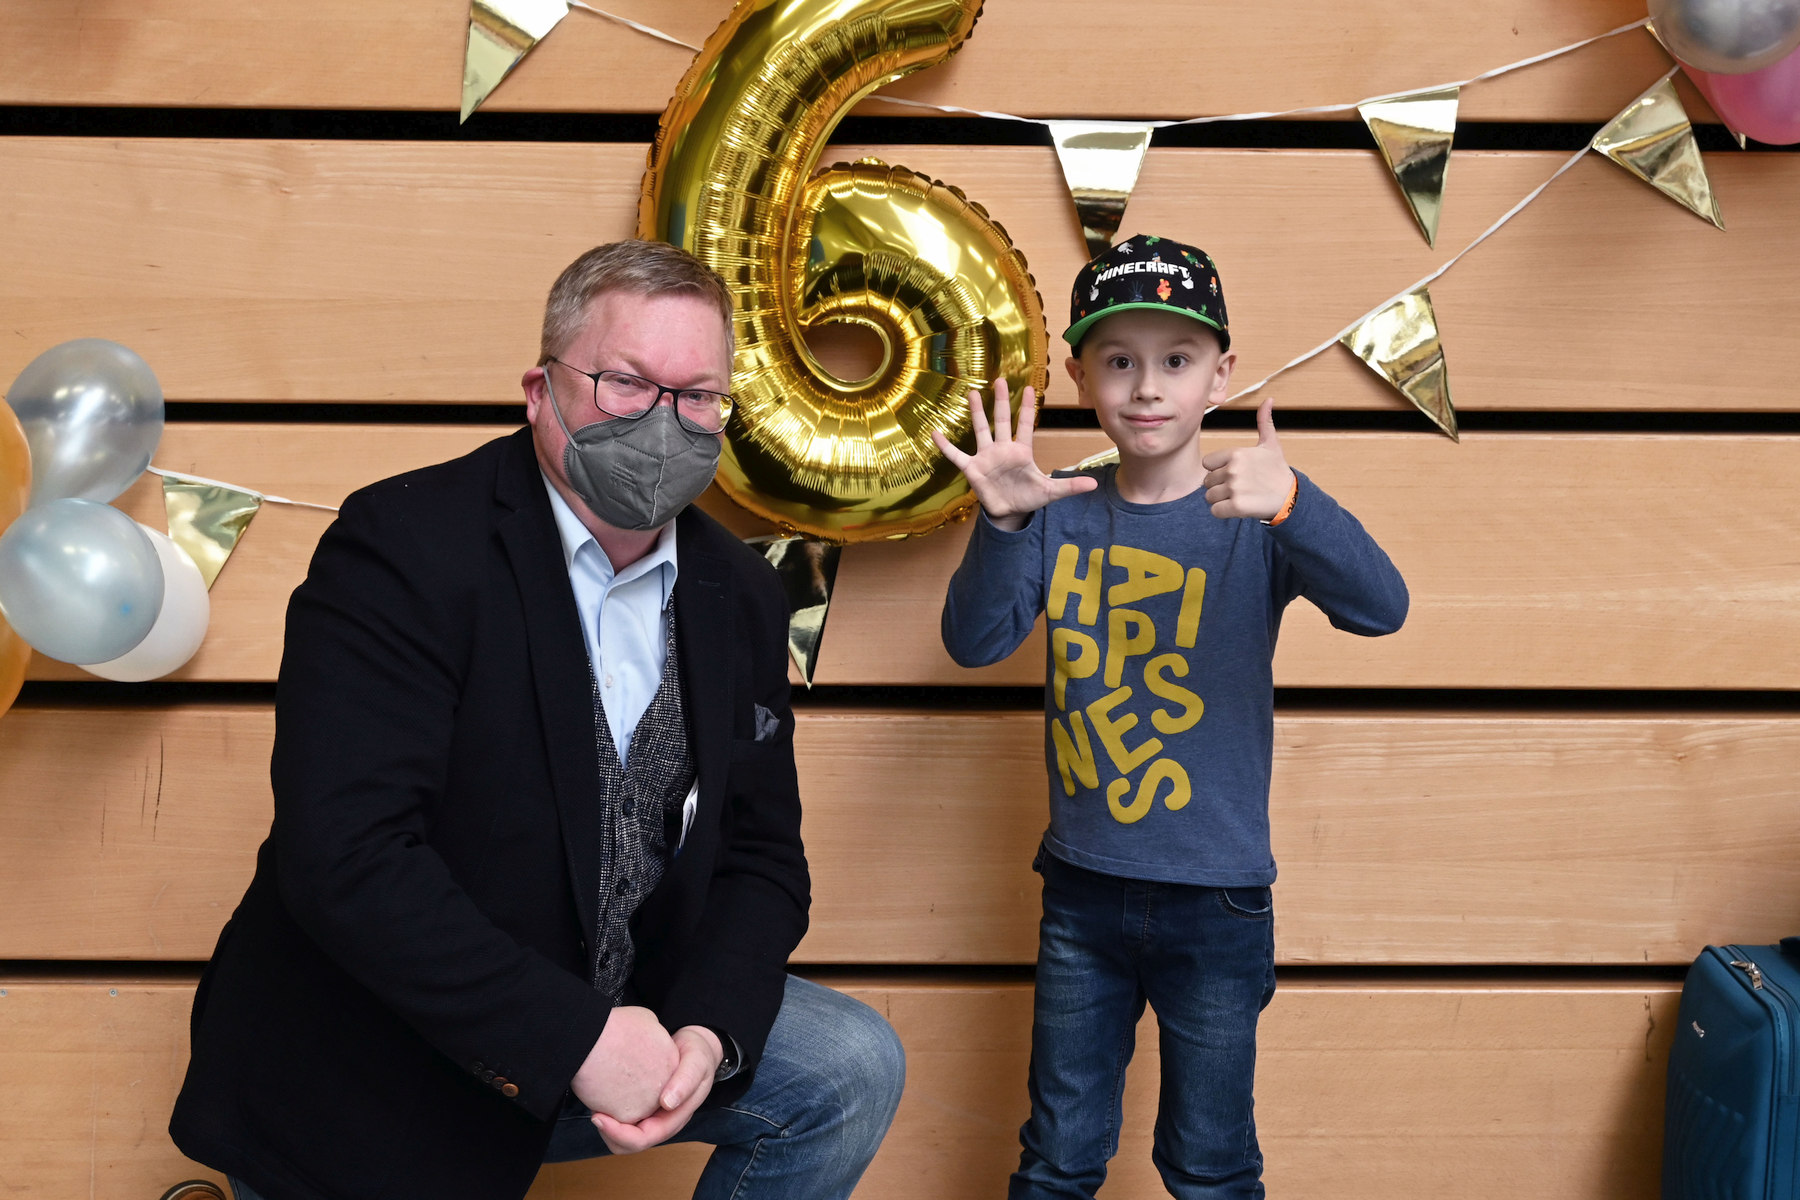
[1263,474,1299,527]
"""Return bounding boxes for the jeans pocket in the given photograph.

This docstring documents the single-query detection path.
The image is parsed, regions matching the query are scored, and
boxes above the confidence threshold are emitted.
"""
[1217,885,1273,919]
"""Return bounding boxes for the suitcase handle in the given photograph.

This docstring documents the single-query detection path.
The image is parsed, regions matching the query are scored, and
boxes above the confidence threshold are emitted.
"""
[1782,937,1800,964]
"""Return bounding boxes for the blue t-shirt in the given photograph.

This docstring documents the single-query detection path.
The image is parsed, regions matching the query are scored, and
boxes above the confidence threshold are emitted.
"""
[941,466,1408,886]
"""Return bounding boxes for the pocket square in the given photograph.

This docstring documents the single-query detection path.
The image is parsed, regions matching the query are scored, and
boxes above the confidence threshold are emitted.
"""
[752,703,780,742]
[674,780,700,855]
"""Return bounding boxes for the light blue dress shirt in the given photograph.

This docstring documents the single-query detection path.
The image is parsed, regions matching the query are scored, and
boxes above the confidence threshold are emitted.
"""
[542,476,679,767]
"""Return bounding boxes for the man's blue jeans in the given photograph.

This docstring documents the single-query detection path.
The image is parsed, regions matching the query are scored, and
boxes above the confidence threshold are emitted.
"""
[229,976,904,1200]
[1009,848,1277,1200]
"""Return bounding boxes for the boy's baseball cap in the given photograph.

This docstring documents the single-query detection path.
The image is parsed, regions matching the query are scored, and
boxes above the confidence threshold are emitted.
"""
[1064,233,1229,351]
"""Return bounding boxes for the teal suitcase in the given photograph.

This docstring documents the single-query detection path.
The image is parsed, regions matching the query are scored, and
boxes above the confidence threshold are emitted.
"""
[1663,940,1800,1199]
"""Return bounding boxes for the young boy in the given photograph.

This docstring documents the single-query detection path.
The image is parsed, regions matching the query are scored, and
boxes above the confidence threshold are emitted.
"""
[933,234,1409,1199]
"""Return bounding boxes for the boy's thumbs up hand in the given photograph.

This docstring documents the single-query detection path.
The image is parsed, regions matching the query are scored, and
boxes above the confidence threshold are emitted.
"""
[1199,396,1296,521]
[1255,395,1281,449]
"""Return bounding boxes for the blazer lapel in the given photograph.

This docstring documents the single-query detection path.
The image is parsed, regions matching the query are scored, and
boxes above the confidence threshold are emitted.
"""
[673,509,734,860]
[494,434,603,949]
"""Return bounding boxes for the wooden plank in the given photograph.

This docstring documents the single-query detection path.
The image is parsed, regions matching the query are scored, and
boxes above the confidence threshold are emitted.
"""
[0,0,1685,124]
[0,980,227,1199]
[24,425,1800,689]
[803,430,1800,690]
[803,711,1800,966]
[0,976,1679,1199]
[5,704,1796,965]
[2,139,1794,411]
[26,426,490,684]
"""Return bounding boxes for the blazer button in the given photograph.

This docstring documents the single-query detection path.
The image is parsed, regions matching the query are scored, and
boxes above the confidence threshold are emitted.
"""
[501,1083,520,1098]
[480,1070,496,1083]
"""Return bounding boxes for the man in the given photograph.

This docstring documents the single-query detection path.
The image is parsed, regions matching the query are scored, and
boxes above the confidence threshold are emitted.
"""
[170,241,906,1200]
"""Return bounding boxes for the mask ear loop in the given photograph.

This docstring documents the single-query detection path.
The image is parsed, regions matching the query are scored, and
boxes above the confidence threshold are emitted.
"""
[541,363,582,442]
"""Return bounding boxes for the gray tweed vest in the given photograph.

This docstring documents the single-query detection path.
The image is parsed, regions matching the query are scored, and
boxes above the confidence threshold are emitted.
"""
[587,602,695,1003]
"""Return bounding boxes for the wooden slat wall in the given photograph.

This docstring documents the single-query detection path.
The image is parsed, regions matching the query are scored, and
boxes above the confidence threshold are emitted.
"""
[24,426,1800,689]
[3,1,1792,1194]
[4,140,1795,411]
[4,705,1797,965]
[0,977,1680,1200]
[0,1,1686,122]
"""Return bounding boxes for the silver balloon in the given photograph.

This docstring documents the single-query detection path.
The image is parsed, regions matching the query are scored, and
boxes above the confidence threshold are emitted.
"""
[6,338,164,506]
[1652,0,1800,74]
[0,498,163,664]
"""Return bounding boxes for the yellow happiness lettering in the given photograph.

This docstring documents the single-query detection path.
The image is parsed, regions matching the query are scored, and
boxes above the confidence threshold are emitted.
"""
[1051,628,1099,712]
[1049,544,1103,626]
[1107,757,1193,824]
[1050,712,1099,796]
[1144,652,1204,735]
[1086,685,1163,776]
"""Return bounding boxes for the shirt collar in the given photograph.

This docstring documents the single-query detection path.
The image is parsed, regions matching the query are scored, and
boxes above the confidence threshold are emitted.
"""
[540,472,679,603]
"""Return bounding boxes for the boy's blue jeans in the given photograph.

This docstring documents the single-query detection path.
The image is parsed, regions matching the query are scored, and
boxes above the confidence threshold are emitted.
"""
[1010,847,1277,1200]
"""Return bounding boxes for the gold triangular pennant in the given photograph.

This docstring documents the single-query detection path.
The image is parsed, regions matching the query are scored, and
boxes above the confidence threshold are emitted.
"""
[754,537,842,688]
[1591,76,1725,229]
[1358,87,1459,247]
[1048,121,1157,259]
[161,474,264,590]
[1340,288,1458,441]
[462,0,571,122]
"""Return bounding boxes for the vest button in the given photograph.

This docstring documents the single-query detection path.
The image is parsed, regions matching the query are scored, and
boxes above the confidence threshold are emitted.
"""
[617,877,631,895]
[622,800,636,817]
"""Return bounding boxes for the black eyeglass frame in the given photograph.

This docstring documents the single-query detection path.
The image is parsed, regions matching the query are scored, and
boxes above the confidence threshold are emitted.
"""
[546,357,734,434]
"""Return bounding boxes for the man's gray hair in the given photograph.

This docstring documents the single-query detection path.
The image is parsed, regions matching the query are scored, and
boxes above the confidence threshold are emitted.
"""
[538,240,735,365]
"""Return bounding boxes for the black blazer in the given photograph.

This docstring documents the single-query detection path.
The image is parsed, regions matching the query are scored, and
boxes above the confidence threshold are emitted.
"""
[170,429,810,1200]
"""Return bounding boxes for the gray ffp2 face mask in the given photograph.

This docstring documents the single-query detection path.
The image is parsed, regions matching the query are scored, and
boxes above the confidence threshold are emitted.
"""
[543,373,722,531]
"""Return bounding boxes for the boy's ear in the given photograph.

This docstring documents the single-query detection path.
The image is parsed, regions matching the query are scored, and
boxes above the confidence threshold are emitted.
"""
[1064,356,1092,408]
[1210,351,1237,404]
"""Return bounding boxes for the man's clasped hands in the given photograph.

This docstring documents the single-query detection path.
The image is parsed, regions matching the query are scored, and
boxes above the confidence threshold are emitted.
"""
[573,1006,724,1153]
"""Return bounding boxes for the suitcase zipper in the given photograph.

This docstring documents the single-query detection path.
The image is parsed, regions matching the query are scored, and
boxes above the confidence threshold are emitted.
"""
[1727,946,1799,1097]
[1732,959,1766,990]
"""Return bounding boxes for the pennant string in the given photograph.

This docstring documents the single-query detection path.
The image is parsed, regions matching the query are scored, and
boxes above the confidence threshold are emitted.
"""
[1206,62,1683,405]
[566,1,703,51]
[1229,131,1602,405]
[864,95,1045,123]
[858,18,1651,127]
[563,11,1652,126]
[146,466,341,513]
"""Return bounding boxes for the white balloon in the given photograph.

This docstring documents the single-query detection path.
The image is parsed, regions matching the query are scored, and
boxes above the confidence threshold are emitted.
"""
[83,527,210,682]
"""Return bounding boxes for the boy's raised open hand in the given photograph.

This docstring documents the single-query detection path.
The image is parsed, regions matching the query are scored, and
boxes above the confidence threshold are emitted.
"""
[931,379,1098,532]
[1200,397,1296,521]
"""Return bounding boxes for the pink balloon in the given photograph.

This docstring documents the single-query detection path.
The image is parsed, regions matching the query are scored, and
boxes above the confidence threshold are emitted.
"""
[1682,42,1800,144]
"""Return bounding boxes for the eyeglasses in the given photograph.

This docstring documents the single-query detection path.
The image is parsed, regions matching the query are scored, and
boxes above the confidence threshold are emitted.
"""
[547,358,734,434]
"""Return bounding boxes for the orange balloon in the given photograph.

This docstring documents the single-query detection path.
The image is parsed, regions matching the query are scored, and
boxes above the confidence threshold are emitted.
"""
[0,616,27,721]
[0,400,32,721]
[0,400,26,524]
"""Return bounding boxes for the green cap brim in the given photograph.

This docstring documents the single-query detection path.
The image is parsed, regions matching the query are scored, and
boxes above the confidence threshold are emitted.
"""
[1062,303,1228,351]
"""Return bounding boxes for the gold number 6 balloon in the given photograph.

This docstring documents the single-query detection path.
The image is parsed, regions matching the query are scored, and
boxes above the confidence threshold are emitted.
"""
[639,0,1048,543]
